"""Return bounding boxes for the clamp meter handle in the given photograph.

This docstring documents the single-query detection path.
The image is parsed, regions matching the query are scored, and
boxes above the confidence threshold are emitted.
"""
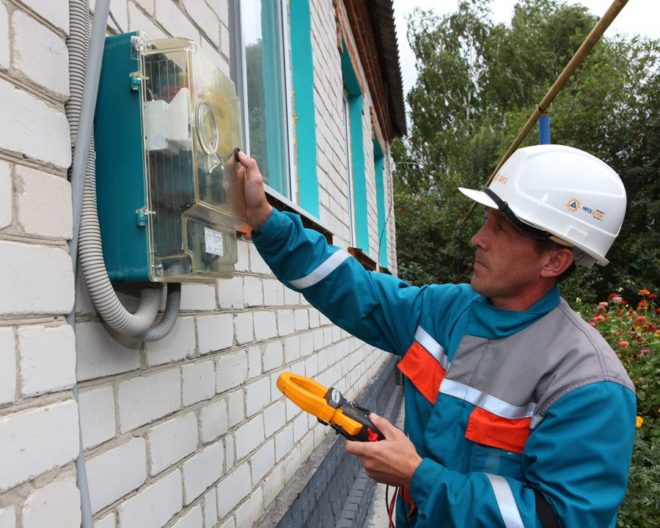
[276,372,385,442]
[324,387,384,442]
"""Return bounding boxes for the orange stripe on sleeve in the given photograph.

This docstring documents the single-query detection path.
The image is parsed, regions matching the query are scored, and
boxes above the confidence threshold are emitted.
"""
[397,342,445,404]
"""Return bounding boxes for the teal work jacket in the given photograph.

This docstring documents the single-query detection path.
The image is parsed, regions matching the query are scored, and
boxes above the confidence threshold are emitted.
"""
[253,209,636,527]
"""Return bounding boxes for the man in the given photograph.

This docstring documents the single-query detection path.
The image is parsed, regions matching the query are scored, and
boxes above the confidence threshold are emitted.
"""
[233,144,635,527]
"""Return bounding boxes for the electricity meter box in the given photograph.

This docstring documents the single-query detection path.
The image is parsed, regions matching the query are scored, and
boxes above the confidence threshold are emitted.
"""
[94,32,243,282]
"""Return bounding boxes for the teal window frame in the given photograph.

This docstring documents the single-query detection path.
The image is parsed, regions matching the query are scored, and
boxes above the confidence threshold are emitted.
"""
[290,0,319,217]
[374,140,388,268]
[340,43,369,251]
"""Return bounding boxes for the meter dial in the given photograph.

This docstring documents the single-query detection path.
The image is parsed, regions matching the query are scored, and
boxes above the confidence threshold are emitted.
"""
[196,102,220,155]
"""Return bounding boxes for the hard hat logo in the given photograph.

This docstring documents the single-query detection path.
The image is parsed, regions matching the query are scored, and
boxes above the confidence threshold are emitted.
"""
[566,198,581,213]
[582,206,606,222]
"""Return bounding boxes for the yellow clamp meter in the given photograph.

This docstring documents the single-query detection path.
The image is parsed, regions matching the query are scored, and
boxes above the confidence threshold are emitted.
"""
[277,372,384,442]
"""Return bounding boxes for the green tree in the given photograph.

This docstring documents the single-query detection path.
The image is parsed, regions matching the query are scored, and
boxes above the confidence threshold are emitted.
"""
[394,0,660,302]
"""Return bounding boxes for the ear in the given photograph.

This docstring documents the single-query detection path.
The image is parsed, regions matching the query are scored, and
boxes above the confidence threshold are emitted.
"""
[540,247,574,279]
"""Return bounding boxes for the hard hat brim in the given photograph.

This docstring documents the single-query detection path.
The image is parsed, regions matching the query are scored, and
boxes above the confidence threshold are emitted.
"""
[458,187,498,209]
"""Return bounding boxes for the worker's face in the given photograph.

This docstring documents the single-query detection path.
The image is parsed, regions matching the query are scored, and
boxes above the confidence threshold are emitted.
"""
[470,209,547,308]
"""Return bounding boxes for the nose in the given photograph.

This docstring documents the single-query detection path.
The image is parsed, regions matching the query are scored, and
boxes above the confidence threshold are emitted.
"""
[471,222,488,250]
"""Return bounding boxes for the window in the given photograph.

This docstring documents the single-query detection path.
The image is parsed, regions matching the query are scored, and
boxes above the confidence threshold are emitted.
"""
[340,41,368,251]
[230,0,321,219]
[342,90,356,246]
[230,0,294,198]
[374,140,388,269]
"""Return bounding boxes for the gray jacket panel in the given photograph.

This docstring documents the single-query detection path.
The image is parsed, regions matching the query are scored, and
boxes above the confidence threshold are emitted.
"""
[445,299,634,424]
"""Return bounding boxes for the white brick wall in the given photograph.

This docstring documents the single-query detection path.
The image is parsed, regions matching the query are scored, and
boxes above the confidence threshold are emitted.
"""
[243,276,263,307]
[171,504,203,528]
[197,314,234,354]
[86,438,147,513]
[118,470,182,528]
[0,400,79,492]
[203,488,218,527]
[181,0,219,44]
[22,476,81,528]
[216,350,247,392]
[234,487,262,528]
[154,0,198,41]
[18,324,76,396]
[93,513,114,528]
[78,384,116,449]
[0,161,11,229]
[216,463,251,518]
[250,439,275,483]
[21,0,69,34]
[233,312,254,344]
[128,3,166,39]
[144,317,196,367]
[76,322,141,380]
[12,11,69,99]
[0,328,16,405]
[234,415,264,460]
[217,276,244,309]
[16,166,72,239]
[0,241,74,315]
[148,412,198,476]
[180,283,216,311]
[253,311,277,341]
[182,360,215,405]
[199,398,228,443]
[117,369,181,432]
[0,79,70,168]
[182,441,223,504]
[0,507,14,528]
[0,2,9,70]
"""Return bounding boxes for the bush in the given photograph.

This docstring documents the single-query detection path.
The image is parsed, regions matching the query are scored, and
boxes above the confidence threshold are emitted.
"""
[573,289,660,527]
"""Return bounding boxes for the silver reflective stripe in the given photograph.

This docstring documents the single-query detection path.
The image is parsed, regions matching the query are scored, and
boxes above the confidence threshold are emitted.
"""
[439,378,535,419]
[414,326,449,368]
[288,250,351,289]
[486,474,524,528]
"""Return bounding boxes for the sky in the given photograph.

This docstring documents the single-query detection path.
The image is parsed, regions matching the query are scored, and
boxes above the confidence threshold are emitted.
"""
[392,0,660,94]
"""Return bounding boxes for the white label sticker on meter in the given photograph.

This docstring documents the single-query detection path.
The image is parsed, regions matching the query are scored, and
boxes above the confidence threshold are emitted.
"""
[204,227,224,256]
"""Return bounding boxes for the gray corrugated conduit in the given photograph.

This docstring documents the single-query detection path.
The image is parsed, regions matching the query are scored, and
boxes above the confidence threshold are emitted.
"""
[67,0,183,525]
[68,0,181,339]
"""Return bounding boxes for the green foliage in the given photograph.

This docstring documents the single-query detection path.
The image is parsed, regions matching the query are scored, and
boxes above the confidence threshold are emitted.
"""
[574,290,660,527]
[394,0,660,298]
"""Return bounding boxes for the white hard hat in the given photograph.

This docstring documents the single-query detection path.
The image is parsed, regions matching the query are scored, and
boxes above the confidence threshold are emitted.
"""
[459,144,627,268]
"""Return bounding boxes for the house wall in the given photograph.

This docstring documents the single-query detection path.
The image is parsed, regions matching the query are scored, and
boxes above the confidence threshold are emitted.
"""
[0,1,398,527]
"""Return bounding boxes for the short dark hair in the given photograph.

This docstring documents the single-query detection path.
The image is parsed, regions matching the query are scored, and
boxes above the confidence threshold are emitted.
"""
[534,239,576,283]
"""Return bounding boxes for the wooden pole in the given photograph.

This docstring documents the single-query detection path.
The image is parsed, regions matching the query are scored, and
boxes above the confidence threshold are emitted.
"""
[465,0,629,216]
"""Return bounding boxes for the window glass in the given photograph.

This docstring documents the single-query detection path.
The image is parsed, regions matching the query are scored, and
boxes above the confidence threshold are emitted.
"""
[239,0,291,196]
[342,90,356,246]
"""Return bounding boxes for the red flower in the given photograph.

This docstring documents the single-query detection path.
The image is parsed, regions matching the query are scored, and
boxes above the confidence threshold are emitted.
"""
[618,340,630,348]
[638,289,651,296]
[649,293,657,299]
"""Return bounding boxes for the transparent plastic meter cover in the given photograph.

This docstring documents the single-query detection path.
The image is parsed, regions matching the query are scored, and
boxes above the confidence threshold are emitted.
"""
[139,38,243,281]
